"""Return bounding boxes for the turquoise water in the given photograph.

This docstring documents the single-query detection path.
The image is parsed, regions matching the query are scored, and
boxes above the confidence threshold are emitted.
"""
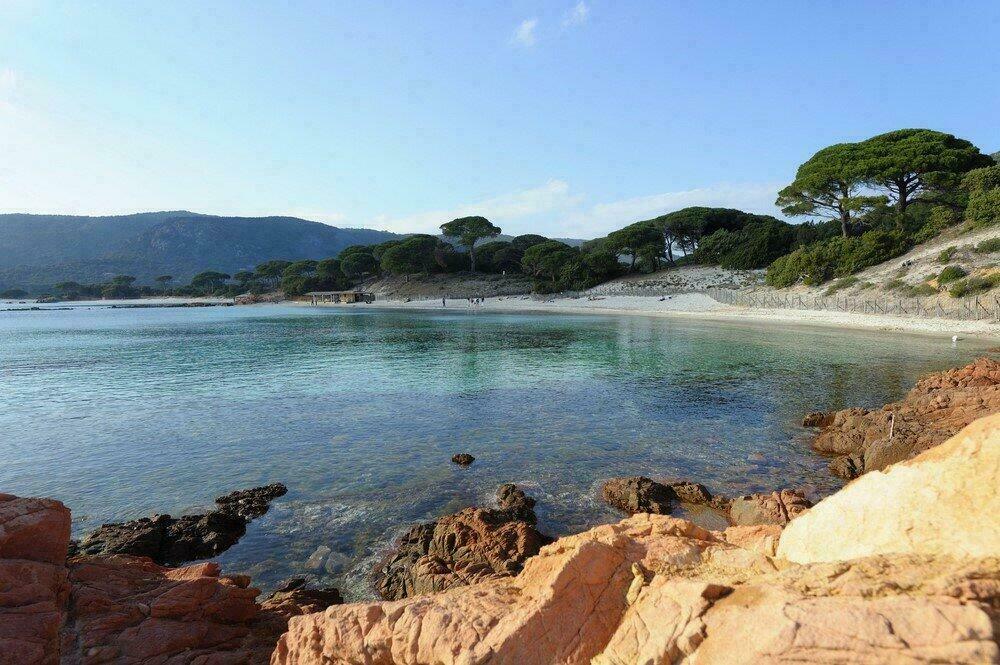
[0,303,988,598]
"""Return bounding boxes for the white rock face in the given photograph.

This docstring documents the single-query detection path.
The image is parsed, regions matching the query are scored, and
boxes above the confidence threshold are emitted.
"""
[778,412,1000,564]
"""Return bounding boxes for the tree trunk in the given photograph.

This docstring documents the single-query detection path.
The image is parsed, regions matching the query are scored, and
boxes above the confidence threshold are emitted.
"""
[629,254,636,272]
[468,244,476,273]
[840,210,850,237]
[896,178,909,214]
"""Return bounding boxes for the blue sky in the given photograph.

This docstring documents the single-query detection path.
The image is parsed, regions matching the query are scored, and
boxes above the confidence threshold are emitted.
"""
[1,1,997,238]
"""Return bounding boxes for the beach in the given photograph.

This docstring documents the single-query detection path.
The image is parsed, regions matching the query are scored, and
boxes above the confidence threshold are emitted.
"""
[311,292,1000,338]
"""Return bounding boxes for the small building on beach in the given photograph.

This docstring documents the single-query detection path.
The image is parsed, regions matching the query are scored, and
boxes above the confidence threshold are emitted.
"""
[306,290,374,305]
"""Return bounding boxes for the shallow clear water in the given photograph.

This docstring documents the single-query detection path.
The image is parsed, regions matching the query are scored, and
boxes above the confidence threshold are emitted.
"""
[0,303,988,598]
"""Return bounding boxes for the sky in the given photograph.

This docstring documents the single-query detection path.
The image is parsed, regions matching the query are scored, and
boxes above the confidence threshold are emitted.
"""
[0,1,998,239]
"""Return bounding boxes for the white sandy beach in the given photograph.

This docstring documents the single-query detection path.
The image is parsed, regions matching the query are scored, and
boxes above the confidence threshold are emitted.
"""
[307,293,1000,339]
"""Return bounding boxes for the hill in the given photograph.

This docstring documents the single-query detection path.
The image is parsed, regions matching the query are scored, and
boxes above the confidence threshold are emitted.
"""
[0,211,400,291]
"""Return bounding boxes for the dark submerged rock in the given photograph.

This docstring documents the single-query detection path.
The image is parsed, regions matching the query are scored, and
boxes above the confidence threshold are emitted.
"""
[216,482,288,520]
[451,453,475,466]
[73,483,287,566]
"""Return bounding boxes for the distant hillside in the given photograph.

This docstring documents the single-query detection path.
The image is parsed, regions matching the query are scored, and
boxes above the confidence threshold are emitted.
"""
[992,150,999,163]
[0,212,399,291]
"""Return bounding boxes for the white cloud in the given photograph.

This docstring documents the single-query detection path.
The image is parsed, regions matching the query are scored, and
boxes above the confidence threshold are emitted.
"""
[368,180,582,234]
[549,182,785,238]
[562,1,590,27]
[511,18,538,47]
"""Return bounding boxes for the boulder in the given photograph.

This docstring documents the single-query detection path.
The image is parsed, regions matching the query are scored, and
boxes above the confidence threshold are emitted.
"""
[778,412,1000,564]
[450,453,475,466]
[810,357,1000,478]
[61,556,272,663]
[373,484,545,600]
[262,578,343,617]
[71,511,248,566]
[601,476,734,518]
[72,483,287,565]
[728,489,812,527]
[215,482,288,520]
[601,476,674,515]
[801,411,832,427]
[0,494,71,665]
[274,513,1000,664]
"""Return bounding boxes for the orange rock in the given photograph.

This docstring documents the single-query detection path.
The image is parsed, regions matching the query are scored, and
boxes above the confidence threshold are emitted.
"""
[0,495,71,665]
[272,414,1000,664]
[812,357,1000,478]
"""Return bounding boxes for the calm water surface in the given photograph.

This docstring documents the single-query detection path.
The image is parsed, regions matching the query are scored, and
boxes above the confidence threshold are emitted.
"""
[0,303,988,598]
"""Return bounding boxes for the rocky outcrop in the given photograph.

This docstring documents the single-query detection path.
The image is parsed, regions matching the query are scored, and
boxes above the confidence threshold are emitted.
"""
[275,518,999,664]
[61,557,273,663]
[274,415,1000,664]
[373,484,546,601]
[450,453,475,466]
[602,476,675,514]
[0,494,71,665]
[602,476,807,527]
[778,411,1000,564]
[728,489,812,527]
[216,483,288,521]
[72,483,287,565]
[807,356,1000,479]
[0,489,338,664]
[260,578,343,618]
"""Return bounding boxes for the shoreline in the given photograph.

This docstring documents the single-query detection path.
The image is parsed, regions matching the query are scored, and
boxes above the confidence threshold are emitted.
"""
[299,293,1000,340]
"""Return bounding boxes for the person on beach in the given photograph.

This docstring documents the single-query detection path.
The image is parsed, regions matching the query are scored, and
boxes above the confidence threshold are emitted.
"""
[442,297,446,307]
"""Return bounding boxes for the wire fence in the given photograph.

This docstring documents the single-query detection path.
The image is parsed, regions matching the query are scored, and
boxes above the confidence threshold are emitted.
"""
[371,286,1000,322]
[704,288,1000,322]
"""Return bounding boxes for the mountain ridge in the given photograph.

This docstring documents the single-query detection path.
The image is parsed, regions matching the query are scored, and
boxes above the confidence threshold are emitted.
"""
[0,211,586,292]
[0,211,401,291]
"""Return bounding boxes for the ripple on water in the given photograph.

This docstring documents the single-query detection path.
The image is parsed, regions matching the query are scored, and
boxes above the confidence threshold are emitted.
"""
[0,304,988,597]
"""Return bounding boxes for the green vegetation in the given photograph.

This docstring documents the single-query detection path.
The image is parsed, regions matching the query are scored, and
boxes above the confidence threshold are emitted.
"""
[1,288,28,299]
[859,129,992,215]
[975,238,1000,254]
[824,276,859,296]
[948,274,1000,298]
[883,278,905,291]
[2,129,994,298]
[937,265,968,284]
[961,165,1000,229]
[766,229,910,287]
[904,283,938,297]
[763,129,993,287]
[439,216,502,272]
[938,246,957,263]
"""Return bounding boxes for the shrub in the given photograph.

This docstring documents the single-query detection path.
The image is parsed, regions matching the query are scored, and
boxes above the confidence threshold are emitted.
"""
[903,283,938,297]
[883,278,905,291]
[937,265,968,284]
[962,165,1000,229]
[913,206,960,244]
[975,237,1000,254]
[949,274,1000,298]
[824,276,859,296]
[938,246,957,263]
[695,217,797,270]
[765,229,911,287]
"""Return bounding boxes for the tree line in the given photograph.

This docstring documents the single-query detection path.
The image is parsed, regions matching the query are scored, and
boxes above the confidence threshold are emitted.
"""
[8,128,995,302]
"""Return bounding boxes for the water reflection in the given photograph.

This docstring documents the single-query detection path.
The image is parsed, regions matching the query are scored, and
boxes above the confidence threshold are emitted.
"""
[0,304,986,598]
